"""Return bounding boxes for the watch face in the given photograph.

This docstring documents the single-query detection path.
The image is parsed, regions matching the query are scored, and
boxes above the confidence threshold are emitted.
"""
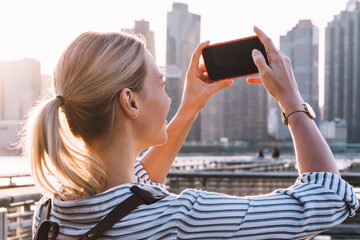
[304,103,316,119]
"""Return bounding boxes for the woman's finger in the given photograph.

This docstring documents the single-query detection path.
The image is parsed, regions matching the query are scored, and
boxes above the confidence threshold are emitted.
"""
[189,41,210,72]
[247,77,263,84]
[253,26,278,57]
[208,79,234,93]
[200,63,207,73]
[197,63,207,78]
[252,49,270,74]
[200,72,213,83]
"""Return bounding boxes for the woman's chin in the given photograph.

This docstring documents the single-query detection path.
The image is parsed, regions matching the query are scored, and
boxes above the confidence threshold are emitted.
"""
[144,133,168,150]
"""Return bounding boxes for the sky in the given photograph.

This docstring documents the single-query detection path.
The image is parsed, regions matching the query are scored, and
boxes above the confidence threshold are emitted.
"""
[0,0,353,105]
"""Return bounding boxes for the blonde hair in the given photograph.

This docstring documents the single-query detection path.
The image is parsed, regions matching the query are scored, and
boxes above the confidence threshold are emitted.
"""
[20,32,146,200]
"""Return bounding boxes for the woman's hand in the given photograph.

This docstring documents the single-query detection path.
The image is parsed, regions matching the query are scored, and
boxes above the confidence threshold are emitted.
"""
[250,26,304,112]
[180,41,234,115]
[250,26,339,176]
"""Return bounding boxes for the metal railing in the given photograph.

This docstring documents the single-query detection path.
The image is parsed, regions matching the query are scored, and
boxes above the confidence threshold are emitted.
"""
[0,173,33,190]
[0,186,41,239]
[166,171,360,196]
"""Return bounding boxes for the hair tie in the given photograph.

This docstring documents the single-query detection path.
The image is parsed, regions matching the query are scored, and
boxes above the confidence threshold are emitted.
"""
[56,95,65,106]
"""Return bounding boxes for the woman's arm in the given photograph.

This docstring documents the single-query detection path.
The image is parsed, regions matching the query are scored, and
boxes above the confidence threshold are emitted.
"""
[140,41,233,183]
[174,172,358,239]
[251,26,339,176]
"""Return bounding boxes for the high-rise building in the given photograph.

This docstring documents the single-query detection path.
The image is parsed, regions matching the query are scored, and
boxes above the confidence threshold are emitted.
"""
[0,58,41,120]
[163,65,182,123]
[166,3,201,141]
[272,20,320,140]
[223,78,268,141]
[0,120,21,155]
[0,62,4,120]
[122,20,156,60]
[324,0,360,143]
[200,87,225,143]
[201,77,268,143]
[0,59,41,154]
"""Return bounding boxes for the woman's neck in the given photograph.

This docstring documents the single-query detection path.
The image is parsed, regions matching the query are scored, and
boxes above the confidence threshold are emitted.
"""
[90,127,139,191]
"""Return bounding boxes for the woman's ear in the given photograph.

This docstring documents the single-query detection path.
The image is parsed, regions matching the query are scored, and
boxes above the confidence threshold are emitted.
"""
[118,88,139,119]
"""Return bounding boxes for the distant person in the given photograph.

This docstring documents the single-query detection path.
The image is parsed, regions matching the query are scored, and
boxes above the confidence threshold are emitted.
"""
[272,147,280,159]
[21,27,358,239]
[256,149,265,159]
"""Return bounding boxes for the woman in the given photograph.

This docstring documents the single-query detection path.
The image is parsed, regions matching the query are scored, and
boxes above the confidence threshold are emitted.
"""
[256,149,264,159]
[271,147,280,159]
[22,27,358,239]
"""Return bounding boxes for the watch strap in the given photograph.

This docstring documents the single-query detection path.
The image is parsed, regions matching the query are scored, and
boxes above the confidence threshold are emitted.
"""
[282,104,306,126]
[284,105,305,118]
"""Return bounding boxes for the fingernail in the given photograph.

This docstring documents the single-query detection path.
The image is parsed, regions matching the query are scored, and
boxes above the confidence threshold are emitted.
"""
[225,79,234,86]
[252,49,260,56]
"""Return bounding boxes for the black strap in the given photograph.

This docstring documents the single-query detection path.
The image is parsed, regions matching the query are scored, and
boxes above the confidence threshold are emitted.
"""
[34,198,59,240]
[39,198,52,223]
[34,220,59,240]
[34,185,167,240]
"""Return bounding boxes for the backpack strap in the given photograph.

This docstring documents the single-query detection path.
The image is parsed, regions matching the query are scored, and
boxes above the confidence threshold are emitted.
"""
[34,198,59,240]
[79,186,167,240]
[34,185,167,240]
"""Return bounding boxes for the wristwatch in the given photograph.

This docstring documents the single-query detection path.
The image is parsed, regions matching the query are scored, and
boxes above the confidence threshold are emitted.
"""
[281,103,316,126]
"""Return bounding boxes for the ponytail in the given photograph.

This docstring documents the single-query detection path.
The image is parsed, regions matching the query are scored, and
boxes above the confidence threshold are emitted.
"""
[22,96,107,199]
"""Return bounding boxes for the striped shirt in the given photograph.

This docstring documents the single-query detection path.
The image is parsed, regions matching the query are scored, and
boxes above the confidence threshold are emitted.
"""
[33,160,359,239]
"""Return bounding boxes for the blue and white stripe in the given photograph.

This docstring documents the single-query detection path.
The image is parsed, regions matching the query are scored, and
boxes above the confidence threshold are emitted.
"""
[33,161,359,239]
[134,160,166,188]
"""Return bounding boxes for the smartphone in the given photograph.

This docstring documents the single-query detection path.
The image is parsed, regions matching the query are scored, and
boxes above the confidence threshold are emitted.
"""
[202,36,268,81]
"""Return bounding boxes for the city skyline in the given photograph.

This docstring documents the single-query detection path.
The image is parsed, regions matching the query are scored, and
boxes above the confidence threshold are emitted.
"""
[0,0,353,107]
[324,0,360,143]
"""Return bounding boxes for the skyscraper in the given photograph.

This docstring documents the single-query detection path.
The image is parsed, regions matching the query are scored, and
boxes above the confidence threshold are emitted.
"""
[166,3,201,141]
[272,20,319,140]
[324,0,360,143]
[201,77,268,143]
[223,78,268,141]
[0,62,4,120]
[0,59,41,154]
[200,87,224,143]
[122,20,156,60]
[0,58,41,120]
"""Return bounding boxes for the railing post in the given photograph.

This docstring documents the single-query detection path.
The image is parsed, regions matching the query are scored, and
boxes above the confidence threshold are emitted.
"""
[0,207,8,240]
